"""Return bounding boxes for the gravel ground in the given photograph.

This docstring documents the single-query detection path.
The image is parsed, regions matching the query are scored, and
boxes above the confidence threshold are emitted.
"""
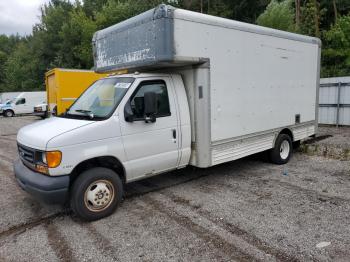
[301,125,350,160]
[0,117,349,261]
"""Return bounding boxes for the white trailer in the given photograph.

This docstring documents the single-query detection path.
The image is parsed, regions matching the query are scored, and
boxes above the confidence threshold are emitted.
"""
[14,5,320,221]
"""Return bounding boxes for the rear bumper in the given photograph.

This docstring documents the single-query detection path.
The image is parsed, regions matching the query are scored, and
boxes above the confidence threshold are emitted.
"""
[14,159,69,204]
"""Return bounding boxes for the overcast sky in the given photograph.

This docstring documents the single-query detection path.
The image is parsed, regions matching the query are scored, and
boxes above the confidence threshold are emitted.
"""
[0,0,50,36]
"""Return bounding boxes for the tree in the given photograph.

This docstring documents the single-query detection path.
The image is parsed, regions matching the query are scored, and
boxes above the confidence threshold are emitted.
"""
[0,34,23,91]
[59,9,97,68]
[299,0,325,37]
[257,0,296,32]
[295,0,301,29]
[333,0,338,22]
[4,41,42,91]
[322,15,350,77]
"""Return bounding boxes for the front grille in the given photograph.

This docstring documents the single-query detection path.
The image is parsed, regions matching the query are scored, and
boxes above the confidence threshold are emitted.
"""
[18,144,35,164]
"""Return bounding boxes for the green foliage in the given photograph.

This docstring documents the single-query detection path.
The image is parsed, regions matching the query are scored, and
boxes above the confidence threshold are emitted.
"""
[95,0,139,29]
[0,0,349,92]
[59,8,97,68]
[4,41,42,91]
[256,0,296,32]
[299,0,326,37]
[322,15,350,77]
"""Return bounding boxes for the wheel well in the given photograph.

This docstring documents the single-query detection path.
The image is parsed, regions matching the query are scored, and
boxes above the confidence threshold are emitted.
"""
[279,128,294,142]
[5,109,14,114]
[70,156,126,186]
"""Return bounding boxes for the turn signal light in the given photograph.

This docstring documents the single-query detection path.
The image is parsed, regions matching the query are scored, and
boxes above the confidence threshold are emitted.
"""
[46,151,62,168]
[35,164,49,175]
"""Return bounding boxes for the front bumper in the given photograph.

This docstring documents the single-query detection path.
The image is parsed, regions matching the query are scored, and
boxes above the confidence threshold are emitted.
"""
[33,112,47,117]
[14,159,69,204]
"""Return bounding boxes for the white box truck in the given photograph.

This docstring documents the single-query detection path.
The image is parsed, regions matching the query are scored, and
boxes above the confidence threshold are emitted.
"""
[0,91,46,117]
[14,5,320,221]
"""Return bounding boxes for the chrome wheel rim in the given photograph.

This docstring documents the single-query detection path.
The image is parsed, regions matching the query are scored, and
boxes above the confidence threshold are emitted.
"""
[280,140,290,160]
[84,180,115,212]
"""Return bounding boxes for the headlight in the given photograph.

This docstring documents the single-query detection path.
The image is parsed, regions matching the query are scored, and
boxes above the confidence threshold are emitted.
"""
[42,152,47,164]
[34,151,61,175]
[45,151,62,168]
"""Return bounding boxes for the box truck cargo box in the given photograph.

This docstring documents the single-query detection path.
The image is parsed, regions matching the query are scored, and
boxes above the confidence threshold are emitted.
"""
[15,5,321,221]
[46,68,108,115]
[93,4,321,167]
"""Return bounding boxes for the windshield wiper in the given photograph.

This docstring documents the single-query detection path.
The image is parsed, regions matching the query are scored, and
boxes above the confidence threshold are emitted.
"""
[70,109,94,119]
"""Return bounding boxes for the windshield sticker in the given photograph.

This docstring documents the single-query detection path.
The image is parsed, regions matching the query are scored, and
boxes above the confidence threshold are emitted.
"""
[114,82,131,89]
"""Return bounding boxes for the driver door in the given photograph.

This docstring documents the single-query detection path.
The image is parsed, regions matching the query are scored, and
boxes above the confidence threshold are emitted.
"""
[15,98,30,114]
[119,77,180,181]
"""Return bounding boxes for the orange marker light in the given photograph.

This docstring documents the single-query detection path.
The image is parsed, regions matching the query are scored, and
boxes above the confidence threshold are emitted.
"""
[46,151,62,168]
[36,164,49,175]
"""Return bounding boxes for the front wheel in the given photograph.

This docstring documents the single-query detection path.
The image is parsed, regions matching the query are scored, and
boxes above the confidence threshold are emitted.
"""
[269,134,292,165]
[70,167,123,221]
[4,110,14,117]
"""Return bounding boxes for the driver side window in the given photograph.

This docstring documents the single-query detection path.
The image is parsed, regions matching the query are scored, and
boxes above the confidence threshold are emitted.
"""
[16,98,25,105]
[130,80,171,120]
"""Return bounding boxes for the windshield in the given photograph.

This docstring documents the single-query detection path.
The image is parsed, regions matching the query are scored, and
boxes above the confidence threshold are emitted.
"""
[64,77,134,120]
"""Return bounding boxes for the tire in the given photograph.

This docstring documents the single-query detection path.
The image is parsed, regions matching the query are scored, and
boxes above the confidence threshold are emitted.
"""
[4,110,14,117]
[70,167,123,221]
[40,112,48,119]
[270,134,292,165]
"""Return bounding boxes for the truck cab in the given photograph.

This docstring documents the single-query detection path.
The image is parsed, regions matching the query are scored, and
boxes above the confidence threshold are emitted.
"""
[15,73,191,220]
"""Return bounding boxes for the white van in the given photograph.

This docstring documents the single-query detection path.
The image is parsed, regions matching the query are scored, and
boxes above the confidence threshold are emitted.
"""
[0,91,46,117]
[14,5,320,221]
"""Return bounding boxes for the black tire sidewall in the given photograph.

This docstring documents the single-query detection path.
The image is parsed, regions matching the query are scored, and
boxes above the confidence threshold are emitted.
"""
[70,167,123,221]
[5,110,13,117]
[270,134,292,165]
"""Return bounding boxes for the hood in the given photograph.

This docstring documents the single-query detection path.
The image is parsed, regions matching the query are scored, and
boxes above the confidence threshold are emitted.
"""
[0,103,12,109]
[17,117,94,150]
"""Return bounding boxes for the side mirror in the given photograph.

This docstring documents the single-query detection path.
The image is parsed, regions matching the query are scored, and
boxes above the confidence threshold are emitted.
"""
[144,92,157,123]
[124,101,134,122]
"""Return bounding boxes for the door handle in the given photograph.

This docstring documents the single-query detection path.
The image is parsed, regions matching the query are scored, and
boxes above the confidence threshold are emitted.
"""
[172,129,176,139]
[172,129,177,143]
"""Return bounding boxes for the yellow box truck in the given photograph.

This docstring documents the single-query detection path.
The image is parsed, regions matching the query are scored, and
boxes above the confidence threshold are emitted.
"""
[45,68,108,115]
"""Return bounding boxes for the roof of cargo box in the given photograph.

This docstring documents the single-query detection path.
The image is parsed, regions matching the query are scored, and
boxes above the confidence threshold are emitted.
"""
[93,4,321,73]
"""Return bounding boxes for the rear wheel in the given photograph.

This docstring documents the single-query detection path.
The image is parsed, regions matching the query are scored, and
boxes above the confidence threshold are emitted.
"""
[4,110,14,117]
[70,167,123,221]
[270,134,292,165]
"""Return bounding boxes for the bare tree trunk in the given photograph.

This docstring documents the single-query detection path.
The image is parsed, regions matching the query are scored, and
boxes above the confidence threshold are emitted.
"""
[295,0,301,29]
[313,0,320,37]
[200,0,203,13]
[184,0,193,9]
[333,0,338,22]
